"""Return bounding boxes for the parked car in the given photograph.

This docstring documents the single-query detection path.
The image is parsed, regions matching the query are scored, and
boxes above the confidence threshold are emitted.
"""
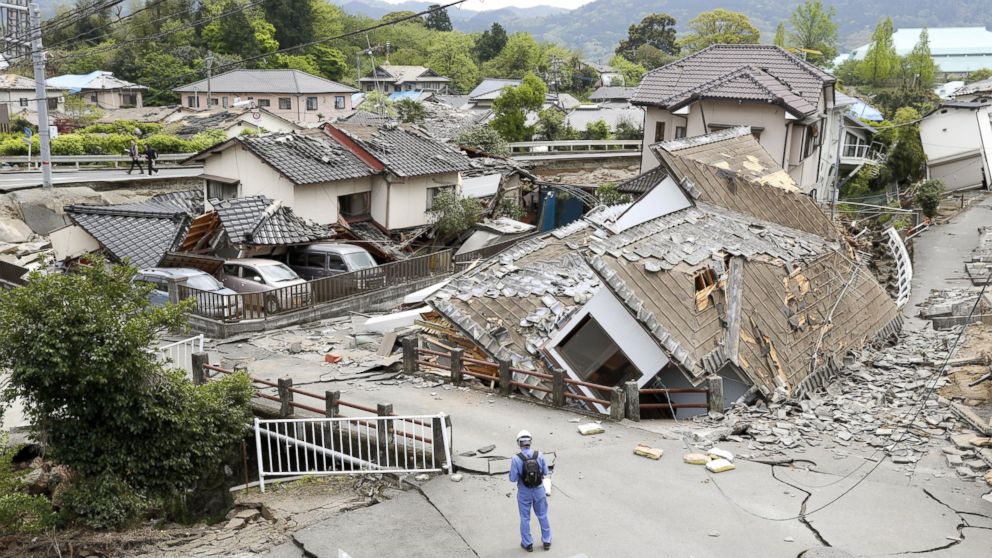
[134,267,241,319]
[221,258,311,315]
[285,243,378,280]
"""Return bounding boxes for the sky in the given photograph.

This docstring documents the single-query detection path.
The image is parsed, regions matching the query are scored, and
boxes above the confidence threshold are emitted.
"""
[380,0,595,10]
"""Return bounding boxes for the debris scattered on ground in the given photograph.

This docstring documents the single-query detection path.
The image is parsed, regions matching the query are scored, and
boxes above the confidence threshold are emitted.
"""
[450,473,463,482]
[705,459,736,473]
[633,444,663,460]
[707,448,734,462]
[683,453,711,465]
[577,423,605,436]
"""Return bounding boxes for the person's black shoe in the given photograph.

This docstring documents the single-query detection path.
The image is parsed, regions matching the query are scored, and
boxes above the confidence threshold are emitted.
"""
[543,542,551,551]
[521,543,533,552]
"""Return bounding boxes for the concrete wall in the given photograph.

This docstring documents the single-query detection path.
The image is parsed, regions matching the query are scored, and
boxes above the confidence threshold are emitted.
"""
[386,172,461,230]
[182,91,353,124]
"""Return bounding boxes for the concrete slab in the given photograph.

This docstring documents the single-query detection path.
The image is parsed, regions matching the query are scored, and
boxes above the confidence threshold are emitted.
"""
[259,540,304,558]
[292,490,475,558]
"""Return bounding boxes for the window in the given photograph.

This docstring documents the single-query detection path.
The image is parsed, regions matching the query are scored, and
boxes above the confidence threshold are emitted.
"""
[393,85,401,92]
[258,98,271,107]
[557,316,639,386]
[222,96,229,108]
[90,94,98,103]
[305,96,318,111]
[338,192,370,218]
[18,97,28,107]
[209,98,219,107]
[122,93,137,107]
[802,123,821,159]
[307,253,327,269]
[404,84,412,91]
[654,121,666,142]
[222,264,241,277]
[47,97,58,110]
[288,252,308,267]
[206,179,238,200]
[675,126,686,139]
[327,254,347,272]
[278,98,291,110]
[187,96,199,108]
[426,186,455,210]
[334,96,345,109]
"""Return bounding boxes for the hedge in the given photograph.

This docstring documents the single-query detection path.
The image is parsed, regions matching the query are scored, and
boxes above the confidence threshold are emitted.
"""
[80,120,163,136]
[0,129,226,157]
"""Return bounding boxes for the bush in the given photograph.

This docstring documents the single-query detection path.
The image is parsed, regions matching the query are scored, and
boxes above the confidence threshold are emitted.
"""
[185,129,227,152]
[584,119,612,140]
[595,183,631,206]
[51,134,86,156]
[60,474,147,530]
[428,190,483,237]
[915,179,944,218]
[455,125,510,157]
[80,120,162,136]
[0,436,58,534]
[144,133,190,154]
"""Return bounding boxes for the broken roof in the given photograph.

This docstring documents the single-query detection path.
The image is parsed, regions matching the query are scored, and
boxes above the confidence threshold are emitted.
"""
[173,69,357,94]
[954,77,992,97]
[360,64,451,85]
[427,128,899,397]
[1,73,44,90]
[65,191,202,268]
[211,195,334,246]
[651,127,838,239]
[632,45,833,117]
[616,166,668,196]
[330,122,472,178]
[47,71,145,92]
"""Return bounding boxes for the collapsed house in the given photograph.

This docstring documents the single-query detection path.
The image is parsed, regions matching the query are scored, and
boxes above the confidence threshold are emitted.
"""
[426,128,905,416]
[56,192,333,268]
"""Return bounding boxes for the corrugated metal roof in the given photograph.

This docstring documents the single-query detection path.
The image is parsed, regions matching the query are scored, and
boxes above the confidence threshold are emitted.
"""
[837,27,992,74]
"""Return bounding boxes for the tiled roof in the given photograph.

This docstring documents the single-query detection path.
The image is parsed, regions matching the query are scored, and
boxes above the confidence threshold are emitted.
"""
[589,86,637,101]
[652,127,838,239]
[616,166,668,195]
[173,69,357,94]
[211,195,333,246]
[632,45,833,116]
[65,191,202,268]
[1,73,39,90]
[238,133,376,185]
[360,65,450,84]
[955,77,992,96]
[48,71,145,92]
[332,122,472,178]
[468,79,520,100]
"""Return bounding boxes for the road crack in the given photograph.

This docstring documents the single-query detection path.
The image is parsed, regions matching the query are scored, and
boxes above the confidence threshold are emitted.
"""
[766,464,832,546]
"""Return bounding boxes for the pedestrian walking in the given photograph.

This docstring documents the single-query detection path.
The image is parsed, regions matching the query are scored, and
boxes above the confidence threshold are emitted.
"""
[127,139,144,175]
[509,430,551,552]
[144,143,158,175]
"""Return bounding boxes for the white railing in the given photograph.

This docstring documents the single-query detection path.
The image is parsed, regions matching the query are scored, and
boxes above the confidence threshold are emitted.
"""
[155,334,204,374]
[885,227,913,308]
[507,139,642,154]
[254,413,452,492]
[1,153,197,170]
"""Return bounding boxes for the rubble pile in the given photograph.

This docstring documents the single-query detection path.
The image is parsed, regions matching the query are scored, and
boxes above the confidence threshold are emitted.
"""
[694,326,992,483]
[918,288,992,330]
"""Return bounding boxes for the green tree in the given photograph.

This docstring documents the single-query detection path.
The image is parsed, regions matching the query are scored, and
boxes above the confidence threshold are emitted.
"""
[201,0,279,60]
[595,183,631,205]
[774,22,787,48]
[615,13,679,59]
[264,0,314,49]
[535,107,578,140]
[490,72,547,142]
[614,115,643,140]
[483,33,542,79]
[880,107,926,185]
[382,10,422,25]
[395,98,427,124]
[310,44,349,81]
[915,179,944,218]
[608,54,647,86]
[584,119,612,140]
[425,4,452,32]
[454,125,510,157]
[427,33,480,93]
[787,0,839,64]
[905,27,937,89]
[0,258,254,525]
[631,44,674,70]
[679,9,760,53]
[428,191,483,237]
[475,22,508,63]
[858,18,899,85]
[966,68,992,83]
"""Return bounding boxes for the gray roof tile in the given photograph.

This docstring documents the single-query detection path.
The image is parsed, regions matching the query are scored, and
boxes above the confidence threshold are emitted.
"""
[333,122,472,178]
[239,133,376,185]
[211,195,333,246]
[174,69,357,94]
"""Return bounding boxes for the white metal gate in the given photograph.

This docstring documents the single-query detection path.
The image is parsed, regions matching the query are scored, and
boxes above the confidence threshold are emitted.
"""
[253,413,452,492]
[155,334,204,374]
[885,227,913,308]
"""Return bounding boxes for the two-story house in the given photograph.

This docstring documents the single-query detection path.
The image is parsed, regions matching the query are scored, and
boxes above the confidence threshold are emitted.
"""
[359,64,452,94]
[632,44,842,200]
[185,122,472,231]
[47,71,145,109]
[1,73,64,116]
[173,69,357,124]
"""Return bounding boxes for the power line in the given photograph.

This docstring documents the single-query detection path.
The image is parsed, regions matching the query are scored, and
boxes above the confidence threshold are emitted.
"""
[3,0,123,45]
[41,0,173,52]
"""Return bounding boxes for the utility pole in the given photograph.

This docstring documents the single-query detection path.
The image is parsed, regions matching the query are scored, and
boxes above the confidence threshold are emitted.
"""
[205,50,214,110]
[28,3,51,189]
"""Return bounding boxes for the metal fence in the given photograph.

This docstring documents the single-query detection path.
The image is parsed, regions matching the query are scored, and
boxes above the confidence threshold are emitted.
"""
[254,414,452,492]
[155,334,204,374]
[178,250,452,322]
[1,153,195,170]
[507,140,642,155]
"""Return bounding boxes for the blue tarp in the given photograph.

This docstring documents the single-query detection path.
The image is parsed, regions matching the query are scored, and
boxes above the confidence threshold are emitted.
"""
[387,90,424,102]
[46,70,104,93]
[847,100,884,122]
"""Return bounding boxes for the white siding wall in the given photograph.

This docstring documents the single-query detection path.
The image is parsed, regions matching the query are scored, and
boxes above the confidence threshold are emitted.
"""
[921,107,983,162]
[387,172,461,230]
[202,146,295,206]
[294,177,374,224]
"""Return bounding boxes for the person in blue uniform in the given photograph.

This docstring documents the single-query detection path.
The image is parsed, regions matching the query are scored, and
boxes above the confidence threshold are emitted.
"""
[509,430,552,552]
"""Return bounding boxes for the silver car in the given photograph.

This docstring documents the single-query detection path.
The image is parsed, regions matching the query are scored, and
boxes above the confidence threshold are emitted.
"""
[285,243,378,280]
[221,258,311,315]
[134,267,242,319]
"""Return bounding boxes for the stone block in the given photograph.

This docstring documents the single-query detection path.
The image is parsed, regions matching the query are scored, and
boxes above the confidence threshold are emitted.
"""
[633,444,663,460]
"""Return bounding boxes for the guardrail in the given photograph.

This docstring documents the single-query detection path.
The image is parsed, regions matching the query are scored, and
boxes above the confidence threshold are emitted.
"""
[155,334,204,374]
[1,153,196,170]
[402,338,722,420]
[507,139,642,155]
[176,250,452,322]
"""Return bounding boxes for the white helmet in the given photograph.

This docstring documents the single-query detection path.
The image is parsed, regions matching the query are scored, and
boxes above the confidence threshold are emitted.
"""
[516,430,532,444]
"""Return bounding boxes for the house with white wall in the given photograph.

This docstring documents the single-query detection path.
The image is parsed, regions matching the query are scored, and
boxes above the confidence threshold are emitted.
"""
[359,64,452,94]
[631,44,842,201]
[1,73,64,116]
[47,71,145,109]
[919,101,992,191]
[185,122,472,231]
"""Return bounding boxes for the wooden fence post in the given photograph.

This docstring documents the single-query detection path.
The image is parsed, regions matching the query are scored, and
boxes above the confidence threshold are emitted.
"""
[191,352,208,386]
[325,390,340,418]
[402,336,418,375]
[449,348,464,386]
[610,386,625,421]
[707,375,724,414]
[498,359,512,396]
[551,369,566,407]
[377,403,393,467]
[277,377,293,417]
[624,381,640,422]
